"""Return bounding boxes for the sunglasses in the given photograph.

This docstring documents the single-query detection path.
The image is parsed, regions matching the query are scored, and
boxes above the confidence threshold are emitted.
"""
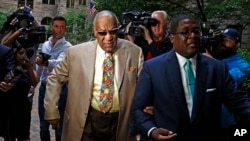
[96,28,119,36]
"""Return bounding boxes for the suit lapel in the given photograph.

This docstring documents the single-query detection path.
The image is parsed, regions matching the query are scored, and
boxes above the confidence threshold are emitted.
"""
[166,50,190,120]
[116,39,127,90]
[191,54,208,122]
[85,41,97,87]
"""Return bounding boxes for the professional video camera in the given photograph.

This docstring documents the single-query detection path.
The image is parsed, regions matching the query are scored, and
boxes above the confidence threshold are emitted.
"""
[5,6,34,29]
[200,23,222,55]
[16,26,46,47]
[196,0,222,56]
[118,11,158,38]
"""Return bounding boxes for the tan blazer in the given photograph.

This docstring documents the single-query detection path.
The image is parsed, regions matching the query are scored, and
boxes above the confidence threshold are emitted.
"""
[44,38,144,141]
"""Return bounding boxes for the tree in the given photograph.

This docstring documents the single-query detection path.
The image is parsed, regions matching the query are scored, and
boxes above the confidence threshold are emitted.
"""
[0,9,15,40]
[62,9,92,45]
[95,0,250,28]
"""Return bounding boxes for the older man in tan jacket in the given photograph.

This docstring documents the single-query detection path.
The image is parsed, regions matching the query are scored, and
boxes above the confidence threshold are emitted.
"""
[44,10,143,141]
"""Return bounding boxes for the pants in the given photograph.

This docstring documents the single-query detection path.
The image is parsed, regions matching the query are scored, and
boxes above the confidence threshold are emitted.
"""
[81,107,119,141]
[38,83,68,141]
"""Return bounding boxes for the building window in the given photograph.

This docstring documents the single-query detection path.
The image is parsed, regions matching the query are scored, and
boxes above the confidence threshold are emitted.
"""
[42,0,55,5]
[41,17,53,39]
[67,0,75,8]
[41,17,52,25]
[18,0,34,8]
[79,0,86,5]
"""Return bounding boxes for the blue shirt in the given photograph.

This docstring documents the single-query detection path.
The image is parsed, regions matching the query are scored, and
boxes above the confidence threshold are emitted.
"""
[37,36,72,82]
[221,53,250,128]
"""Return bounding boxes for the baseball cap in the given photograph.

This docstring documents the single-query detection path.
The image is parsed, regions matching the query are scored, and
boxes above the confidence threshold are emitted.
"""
[222,28,241,42]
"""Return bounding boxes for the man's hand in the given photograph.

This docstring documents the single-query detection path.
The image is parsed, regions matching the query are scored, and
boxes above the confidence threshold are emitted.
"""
[143,106,154,115]
[151,128,177,141]
[46,119,60,130]
[125,22,135,42]
[139,25,153,44]
[0,81,14,92]
[35,56,48,66]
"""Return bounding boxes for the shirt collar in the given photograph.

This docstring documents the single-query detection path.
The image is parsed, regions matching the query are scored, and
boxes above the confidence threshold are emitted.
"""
[175,52,197,68]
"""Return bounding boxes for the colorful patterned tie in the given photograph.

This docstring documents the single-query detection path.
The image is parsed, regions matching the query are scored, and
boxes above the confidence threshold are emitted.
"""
[185,60,195,100]
[99,53,115,113]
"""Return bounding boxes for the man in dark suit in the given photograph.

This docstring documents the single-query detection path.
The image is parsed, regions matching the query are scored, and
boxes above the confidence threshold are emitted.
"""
[132,14,250,141]
[0,44,15,139]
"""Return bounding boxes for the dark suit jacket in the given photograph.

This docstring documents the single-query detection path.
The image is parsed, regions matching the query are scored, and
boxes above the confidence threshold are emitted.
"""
[0,44,15,85]
[133,49,250,140]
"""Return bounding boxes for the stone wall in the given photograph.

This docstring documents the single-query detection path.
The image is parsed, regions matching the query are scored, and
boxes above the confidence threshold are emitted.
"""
[242,25,250,49]
[0,0,89,25]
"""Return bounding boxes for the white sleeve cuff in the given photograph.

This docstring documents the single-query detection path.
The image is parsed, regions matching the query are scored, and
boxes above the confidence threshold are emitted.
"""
[147,127,157,137]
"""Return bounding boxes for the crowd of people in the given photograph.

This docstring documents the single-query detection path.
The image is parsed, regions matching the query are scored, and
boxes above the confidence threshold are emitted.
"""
[0,6,250,141]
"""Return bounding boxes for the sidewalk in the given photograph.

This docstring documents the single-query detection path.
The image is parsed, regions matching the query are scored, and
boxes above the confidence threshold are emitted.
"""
[30,83,55,141]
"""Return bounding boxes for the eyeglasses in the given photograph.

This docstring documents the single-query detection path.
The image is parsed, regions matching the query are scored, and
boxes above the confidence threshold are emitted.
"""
[175,29,201,37]
[96,28,119,36]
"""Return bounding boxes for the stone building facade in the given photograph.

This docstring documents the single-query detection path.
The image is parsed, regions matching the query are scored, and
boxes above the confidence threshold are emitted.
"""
[0,0,91,26]
[0,0,250,48]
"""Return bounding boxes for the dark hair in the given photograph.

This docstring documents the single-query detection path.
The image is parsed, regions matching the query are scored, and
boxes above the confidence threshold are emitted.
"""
[52,16,67,26]
[170,14,197,34]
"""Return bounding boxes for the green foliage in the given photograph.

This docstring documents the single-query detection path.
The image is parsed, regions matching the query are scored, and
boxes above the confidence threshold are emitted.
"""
[0,9,15,39]
[238,48,250,93]
[95,0,250,28]
[62,9,92,45]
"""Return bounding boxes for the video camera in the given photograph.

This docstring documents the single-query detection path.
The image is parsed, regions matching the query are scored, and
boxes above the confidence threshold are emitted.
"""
[16,26,46,47]
[118,11,158,38]
[196,0,222,56]
[39,52,51,64]
[200,23,222,56]
[5,6,34,29]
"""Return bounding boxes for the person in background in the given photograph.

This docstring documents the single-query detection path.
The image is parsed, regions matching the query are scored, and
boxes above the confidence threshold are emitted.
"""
[204,28,250,141]
[35,16,71,141]
[7,41,37,141]
[126,10,172,61]
[132,14,250,141]
[0,44,16,140]
[43,10,143,141]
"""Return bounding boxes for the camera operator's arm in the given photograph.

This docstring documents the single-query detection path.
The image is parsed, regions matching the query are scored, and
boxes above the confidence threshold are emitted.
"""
[32,19,40,27]
[139,25,153,44]
[125,22,135,42]
[2,28,24,47]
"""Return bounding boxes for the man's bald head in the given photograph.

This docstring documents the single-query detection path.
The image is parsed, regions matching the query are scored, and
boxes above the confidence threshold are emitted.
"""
[93,10,119,27]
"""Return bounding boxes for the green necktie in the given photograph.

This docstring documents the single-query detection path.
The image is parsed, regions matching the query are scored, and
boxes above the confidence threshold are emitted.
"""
[185,60,195,100]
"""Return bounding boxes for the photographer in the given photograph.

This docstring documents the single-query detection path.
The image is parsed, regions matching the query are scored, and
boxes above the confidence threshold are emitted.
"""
[203,28,250,141]
[5,40,37,141]
[125,10,172,60]
[35,16,71,141]
[1,6,40,47]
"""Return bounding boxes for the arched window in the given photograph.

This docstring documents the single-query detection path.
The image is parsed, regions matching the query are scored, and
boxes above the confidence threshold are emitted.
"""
[41,17,52,25]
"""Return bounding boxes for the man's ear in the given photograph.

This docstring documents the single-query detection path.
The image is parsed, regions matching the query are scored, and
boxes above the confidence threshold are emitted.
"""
[236,42,241,49]
[169,34,175,44]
